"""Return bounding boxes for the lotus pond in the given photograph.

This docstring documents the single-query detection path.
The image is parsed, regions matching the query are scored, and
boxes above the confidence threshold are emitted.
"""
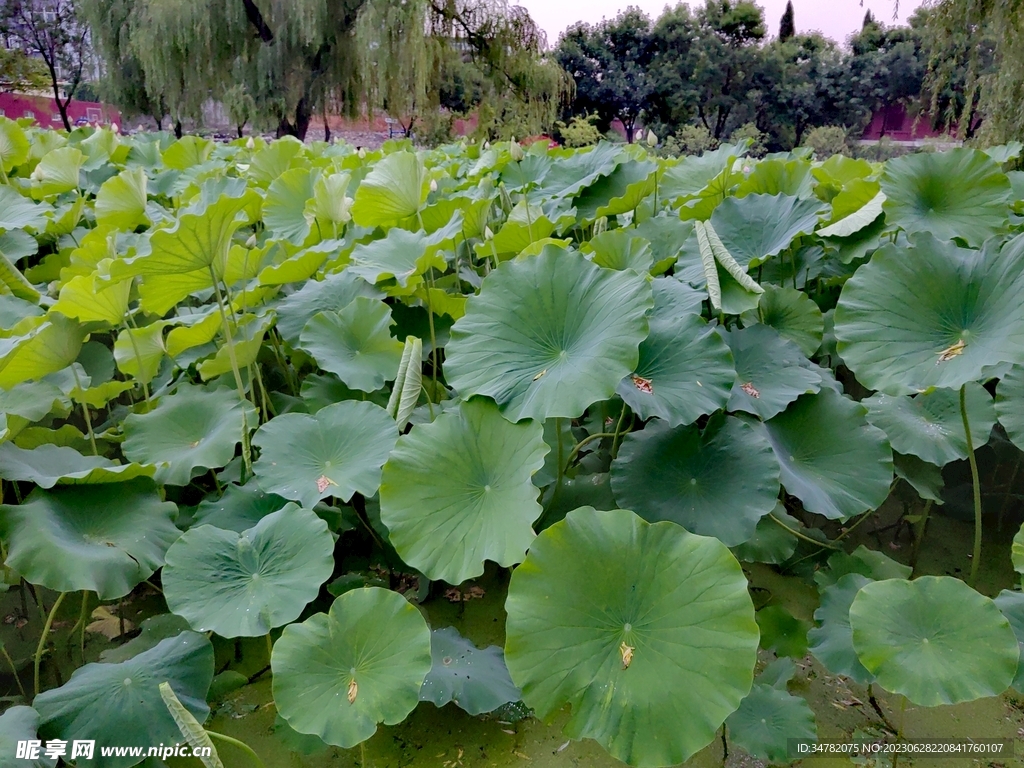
[2,121,1024,767]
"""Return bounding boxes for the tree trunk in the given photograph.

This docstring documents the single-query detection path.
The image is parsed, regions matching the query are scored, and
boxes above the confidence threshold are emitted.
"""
[277,96,313,141]
[47,63,71,131]
[174,119,183,139]
[323,112,331,143]
[237,125,244,139]
[624,118,635,143]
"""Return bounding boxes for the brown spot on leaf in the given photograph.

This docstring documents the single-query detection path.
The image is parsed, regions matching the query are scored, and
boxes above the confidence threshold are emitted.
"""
[347,679,358,704]
[631,375,653,394]
[316,475,336,494]
[741,382,760,398]
[937,338,966,363]
[619,641,634,669]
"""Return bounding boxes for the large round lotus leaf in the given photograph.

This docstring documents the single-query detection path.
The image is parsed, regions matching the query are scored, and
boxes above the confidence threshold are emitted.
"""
[834,232,1024,395]
[740,285,824,358]
[445,247,652,422]
[420,626,522,716]
[504,507,758,768]
[35,632,214,768]
[722,325,821,420]
[253,400,398,508]
[0,443,156,487]
[611,415,780,547]
[272,587,432,748]
[0,707,56,768]
[863,383,995,467]
[0,479,179,600]
[379,398,548,584]
[299,297,404,393]
[993,590,1024,692]
[763,389,893,521]
[850,576,1018,706]
[191,480,289,532]
[162,504,335,637]
[616,279,734,427]
[709,192,823,267]
[274,270,382,345]
[122,384,253,486]
[725,684,816,764]
[807,573,875,684]
[880,148,1010,245]
[351,152,426,228]
[995,365,1024,451]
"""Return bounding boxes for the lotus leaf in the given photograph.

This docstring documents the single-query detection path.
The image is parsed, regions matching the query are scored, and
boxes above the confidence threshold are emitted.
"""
[253,400,398,508]
[722,325,821,420]
[807,573,875,684]
[850,576,1018,706]
[725,684,816,763]
[505,507,758,767]
[445,247,652,422]
[611,415,780,546]
[419,627,522,716]
[163,504,334,636]
[272,587,432,748]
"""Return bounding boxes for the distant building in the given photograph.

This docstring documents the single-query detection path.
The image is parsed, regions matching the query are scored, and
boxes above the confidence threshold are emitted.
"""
[0,91,120,130]
[859,103,961,148]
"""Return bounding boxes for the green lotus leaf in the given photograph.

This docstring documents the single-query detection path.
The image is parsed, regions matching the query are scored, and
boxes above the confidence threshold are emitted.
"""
[817,181,884,237]
[863,384,995,467]
[709,193,823,267]
[196,313,273,381]
[807,573,875,684]
[756,605,810,658]
[35,632,214,768]
[113,321,168,385]
[99,614,193,663]
[482,201,555,259]
[305,171,353,235]
[823,213,887,264]
[445,247,652,422]
[725,684,816,764]
[740,285,823,357]
[0,315,86,389]
[815,545,911,590]
[0,479,178,599]
[299,297,404,393]
[736,157,813,198]
[123,385,253,486]
[534,142,623,200]
[256,238,336,286]
[95,167,149,232]
[348,212,460,288]
[163,504,334,637]
[730,504,799,565]
[253,400,398,508]
[995,365,1024,451]
[573,159,657,220]
[0,185,49,230]
[263,166,317,244]
[247,136,304,185]
[993,590,1024,692]
[52,273,131,326]
[835,232,1024,394]
[275,270,382,344]
[271,587,432,748]
[722,325,821,420]
[850,576,1018,706]
[351,152,426,227]
[0,442,155,487]
[32,147,83,197]
[379,398,548,583]
[611,415,779,547]
[893,452,945,503]
[660,141,742,203]
[764,389,893,520]
[504,507,758,768]
[420,627,522,716]
[161,135,214,170]
[0,707,56,768]
[584,230,654,273]
[617,279,734,426]
[880,148,1010,245]
[191,480,289,532]
[0,116,30,173]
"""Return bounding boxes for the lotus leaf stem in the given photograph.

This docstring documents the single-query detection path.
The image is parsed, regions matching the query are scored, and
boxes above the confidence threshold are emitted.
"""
[610,404,631,458]
[360,741,367,768]
[2,643,26,699]
[209,267,253,480]
[205,730,266,768]
[959,383,983,586]
[265,632,273,663]
[34,590,66,698]
[832,508,875,545]
[562,432,617,476]
[69,365,98,456]
[767,513,840,550]
[910,499,934,575]
[122,318,152,404]
[424,271,439,397]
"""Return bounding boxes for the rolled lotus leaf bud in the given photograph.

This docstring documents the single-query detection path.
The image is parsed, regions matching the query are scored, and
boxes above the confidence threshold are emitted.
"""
[246,137,255,150]
[510,138,524,162]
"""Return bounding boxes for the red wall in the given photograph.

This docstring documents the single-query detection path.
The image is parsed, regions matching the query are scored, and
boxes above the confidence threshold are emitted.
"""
[0,92,121,130]
[861,104,948,142]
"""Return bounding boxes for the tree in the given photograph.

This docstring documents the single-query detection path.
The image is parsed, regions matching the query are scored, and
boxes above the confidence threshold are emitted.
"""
[81,0,564,140]
[779,1,795,41]
[554,8,654,142]
[0,46,50,93]
[0,0,91,131]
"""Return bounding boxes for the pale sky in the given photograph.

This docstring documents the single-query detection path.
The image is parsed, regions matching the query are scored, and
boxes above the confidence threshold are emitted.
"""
[519,0,927,47]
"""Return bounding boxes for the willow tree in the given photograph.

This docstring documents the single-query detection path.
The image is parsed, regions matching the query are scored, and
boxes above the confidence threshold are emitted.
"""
[81,0,566,139]
[922,0,1024,144]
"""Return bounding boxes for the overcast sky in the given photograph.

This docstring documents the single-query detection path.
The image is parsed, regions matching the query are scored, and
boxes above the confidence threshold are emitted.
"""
[518,0,927,47]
